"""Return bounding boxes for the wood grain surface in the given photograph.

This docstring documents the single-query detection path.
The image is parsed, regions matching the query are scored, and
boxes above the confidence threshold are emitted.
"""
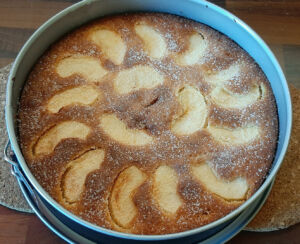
[0,0,299,243]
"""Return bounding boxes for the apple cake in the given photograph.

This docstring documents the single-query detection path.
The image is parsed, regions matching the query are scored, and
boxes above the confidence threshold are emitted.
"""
[18,13,278,234]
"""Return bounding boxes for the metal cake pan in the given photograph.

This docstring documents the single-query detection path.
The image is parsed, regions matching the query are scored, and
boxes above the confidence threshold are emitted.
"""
[4,0,292,242]
[14,164,274,243]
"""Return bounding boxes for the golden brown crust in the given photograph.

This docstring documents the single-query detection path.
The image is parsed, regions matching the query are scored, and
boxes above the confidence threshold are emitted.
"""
[246,85,300,231]
[18,13,278,234]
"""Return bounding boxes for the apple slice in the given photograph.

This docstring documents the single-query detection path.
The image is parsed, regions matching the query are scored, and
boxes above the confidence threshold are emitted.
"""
[90,29,126,65]
[207,124,260,145]
[56,55,107,82]
[153,165,182,215]
[175,32,207,66]
[47,85,100,113]
[210,84,263,109]
[205,63,240,86]
[192,163,248,200]
[113,65,164,94]
[62,149,105,203]
[34,121,91,156]
[171,86,207,135]
[100,114,153,146]
[110,166,147,228]
[135,23,167,59]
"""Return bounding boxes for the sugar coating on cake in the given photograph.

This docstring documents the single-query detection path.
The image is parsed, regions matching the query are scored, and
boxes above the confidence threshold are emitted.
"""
[18,13,278,235]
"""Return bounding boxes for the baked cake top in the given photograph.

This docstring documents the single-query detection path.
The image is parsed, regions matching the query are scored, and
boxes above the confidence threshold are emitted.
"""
[18,13,278,234]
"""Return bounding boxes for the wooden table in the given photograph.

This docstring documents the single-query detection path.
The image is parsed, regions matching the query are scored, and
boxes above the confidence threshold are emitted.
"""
[0,0,299,243]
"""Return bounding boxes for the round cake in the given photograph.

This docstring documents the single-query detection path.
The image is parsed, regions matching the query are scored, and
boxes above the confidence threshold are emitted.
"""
[18,13,278,234]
